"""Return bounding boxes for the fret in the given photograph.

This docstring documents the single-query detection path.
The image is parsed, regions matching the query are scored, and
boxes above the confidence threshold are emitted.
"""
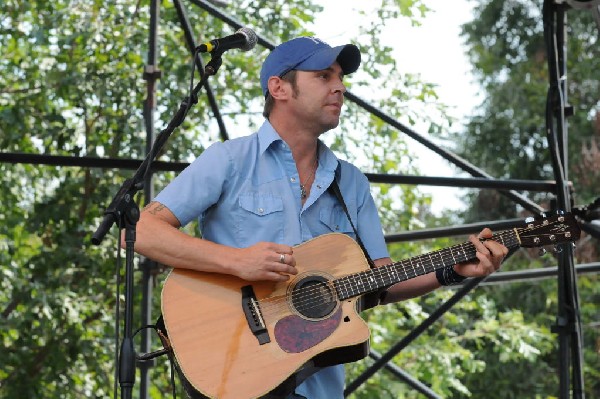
[366,271,377,290]
[357,272,367,294]
[351,275,359,298]
[449,247,457,265]
[437,250,445,270]
[408,258,417,279]
[348,275,356,297]
[359,271,370,293]
[401,260,410,280]
[351,274,361,298]
[390,266,398,285]
[341,275,353,299]
[498,234,506,247]
[416,256,427,275]
[334,278,344,299]
[347,275,355,298]
[459,244,468,262]
[338,276,349,298]
[359,272,369,291]
[378,268,386,288]
[389,264,400,284]
[409,258,417,277]
[467,244,474,261]
[389,268,397,284]
[414,257,424,277]
[503,231,518,249]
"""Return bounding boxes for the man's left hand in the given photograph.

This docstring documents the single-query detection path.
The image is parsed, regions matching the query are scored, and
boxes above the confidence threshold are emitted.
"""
[454,228,509,277]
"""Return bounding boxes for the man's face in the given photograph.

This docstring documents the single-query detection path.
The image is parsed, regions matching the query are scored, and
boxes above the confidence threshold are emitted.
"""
[287,62,347,135]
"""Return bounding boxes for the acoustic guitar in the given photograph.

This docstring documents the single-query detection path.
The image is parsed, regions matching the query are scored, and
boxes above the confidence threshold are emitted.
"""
[160,213,580,399]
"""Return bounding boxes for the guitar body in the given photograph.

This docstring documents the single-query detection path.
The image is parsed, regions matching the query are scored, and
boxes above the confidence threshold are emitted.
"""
[161,233,372,399]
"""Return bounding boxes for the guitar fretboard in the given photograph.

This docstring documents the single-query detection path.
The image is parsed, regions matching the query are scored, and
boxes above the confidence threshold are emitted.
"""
[334,229,520,300]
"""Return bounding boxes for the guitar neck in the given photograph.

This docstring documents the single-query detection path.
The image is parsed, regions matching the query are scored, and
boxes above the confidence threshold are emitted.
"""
[334,229,521,300]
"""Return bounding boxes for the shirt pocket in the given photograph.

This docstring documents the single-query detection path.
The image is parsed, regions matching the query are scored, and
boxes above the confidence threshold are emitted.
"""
[237,193,284,244]
[319,205,355,238]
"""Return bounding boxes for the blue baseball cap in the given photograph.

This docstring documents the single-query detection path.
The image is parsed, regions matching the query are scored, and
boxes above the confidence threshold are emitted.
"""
[260,37,361,96]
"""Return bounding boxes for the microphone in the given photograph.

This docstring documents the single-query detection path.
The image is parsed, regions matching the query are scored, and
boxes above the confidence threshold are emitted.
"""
[197,27,257,53]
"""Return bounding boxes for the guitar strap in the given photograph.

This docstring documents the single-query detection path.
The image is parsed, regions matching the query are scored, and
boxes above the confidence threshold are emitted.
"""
[328,165,386,309]
[327,166,376,269]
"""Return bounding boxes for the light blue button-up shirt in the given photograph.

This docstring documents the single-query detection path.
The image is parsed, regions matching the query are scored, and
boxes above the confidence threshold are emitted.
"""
[155,120,389,398]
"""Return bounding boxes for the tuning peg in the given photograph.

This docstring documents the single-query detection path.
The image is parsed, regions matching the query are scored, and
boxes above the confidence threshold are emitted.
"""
[524,216,535,229]
[539,248,547,256]
[553,245,563,254]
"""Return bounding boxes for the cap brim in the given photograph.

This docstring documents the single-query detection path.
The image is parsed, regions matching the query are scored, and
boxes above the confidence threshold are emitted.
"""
[295,44,361,75]
[336,44,361,75]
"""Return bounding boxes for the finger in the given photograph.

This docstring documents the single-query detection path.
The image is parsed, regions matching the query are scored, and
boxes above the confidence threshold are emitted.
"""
[272,243,294,255]
[469,234,491,255]
[270,258,298,274]
[478,228,493,239]
[274,251,296,267]
[286,254,296,267]
[483,241,509,269]
[484,240,508,258]
[475,251,496,274]
[264,271,292,282]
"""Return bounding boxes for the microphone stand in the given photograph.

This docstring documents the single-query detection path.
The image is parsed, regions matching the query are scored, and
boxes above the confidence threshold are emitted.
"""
[91,50,224,399]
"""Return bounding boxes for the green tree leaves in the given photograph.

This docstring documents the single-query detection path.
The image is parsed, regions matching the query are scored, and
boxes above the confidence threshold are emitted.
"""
[3,1,597,398]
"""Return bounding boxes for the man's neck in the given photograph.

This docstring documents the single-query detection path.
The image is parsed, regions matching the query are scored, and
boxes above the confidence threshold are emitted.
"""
[269,115,320,165]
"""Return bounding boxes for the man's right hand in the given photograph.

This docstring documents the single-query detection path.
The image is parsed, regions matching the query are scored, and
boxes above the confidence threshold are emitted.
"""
[231,242,297,282]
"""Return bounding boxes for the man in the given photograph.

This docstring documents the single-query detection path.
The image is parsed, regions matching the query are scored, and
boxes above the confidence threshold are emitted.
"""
[132,37,508,398]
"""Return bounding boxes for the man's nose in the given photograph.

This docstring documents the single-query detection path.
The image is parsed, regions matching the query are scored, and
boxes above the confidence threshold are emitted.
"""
[332,78,346,94]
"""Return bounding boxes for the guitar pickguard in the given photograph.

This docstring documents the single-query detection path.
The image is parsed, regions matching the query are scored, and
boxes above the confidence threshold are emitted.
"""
[274,307,342,353]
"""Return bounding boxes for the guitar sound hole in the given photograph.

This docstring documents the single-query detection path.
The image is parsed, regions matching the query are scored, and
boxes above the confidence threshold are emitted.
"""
[291,276,337,319]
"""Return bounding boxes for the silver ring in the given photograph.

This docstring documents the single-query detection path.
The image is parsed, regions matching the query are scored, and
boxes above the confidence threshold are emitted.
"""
[279,254,286,264]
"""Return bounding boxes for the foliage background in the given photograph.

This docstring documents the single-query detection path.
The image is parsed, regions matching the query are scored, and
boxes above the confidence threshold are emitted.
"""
[1,0,598,398]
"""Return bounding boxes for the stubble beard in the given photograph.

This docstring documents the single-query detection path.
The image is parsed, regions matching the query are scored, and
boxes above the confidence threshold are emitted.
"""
[291,87,341,135]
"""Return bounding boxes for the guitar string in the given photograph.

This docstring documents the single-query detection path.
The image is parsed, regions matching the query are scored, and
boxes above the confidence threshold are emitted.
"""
[327,221,567,299]
[258,229,521,314]
[258,222,567,315]
[258,232,523,315]
[257,229,522,314]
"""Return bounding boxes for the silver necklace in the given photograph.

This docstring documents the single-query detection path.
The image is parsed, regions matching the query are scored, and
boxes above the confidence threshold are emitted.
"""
[300,157,318,200]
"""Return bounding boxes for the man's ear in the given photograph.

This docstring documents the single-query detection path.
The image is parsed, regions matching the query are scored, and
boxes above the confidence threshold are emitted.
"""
[267,76,290,100]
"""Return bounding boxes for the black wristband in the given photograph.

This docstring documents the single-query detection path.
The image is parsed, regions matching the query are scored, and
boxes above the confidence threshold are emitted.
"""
[436,265,467,286]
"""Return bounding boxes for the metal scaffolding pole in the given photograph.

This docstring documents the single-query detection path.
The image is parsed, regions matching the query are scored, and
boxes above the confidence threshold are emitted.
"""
[138,1,161,398]
[543,2,585,397]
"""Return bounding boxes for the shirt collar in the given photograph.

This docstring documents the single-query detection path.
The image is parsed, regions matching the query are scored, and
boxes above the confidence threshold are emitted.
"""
[257,119,341,172]
[257,120,283,156]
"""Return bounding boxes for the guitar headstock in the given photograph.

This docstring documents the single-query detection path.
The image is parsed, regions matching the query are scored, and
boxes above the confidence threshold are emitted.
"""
[517,213,581,248]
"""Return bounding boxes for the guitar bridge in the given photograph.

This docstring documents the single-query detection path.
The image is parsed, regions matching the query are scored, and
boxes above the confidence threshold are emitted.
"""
[241,285,271,345]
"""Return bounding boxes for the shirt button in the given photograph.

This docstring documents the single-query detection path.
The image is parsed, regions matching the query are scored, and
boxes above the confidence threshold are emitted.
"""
[335,225,340,230]
[290,177,296,182]
[317,184,322,189]
[258,208,264,213]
